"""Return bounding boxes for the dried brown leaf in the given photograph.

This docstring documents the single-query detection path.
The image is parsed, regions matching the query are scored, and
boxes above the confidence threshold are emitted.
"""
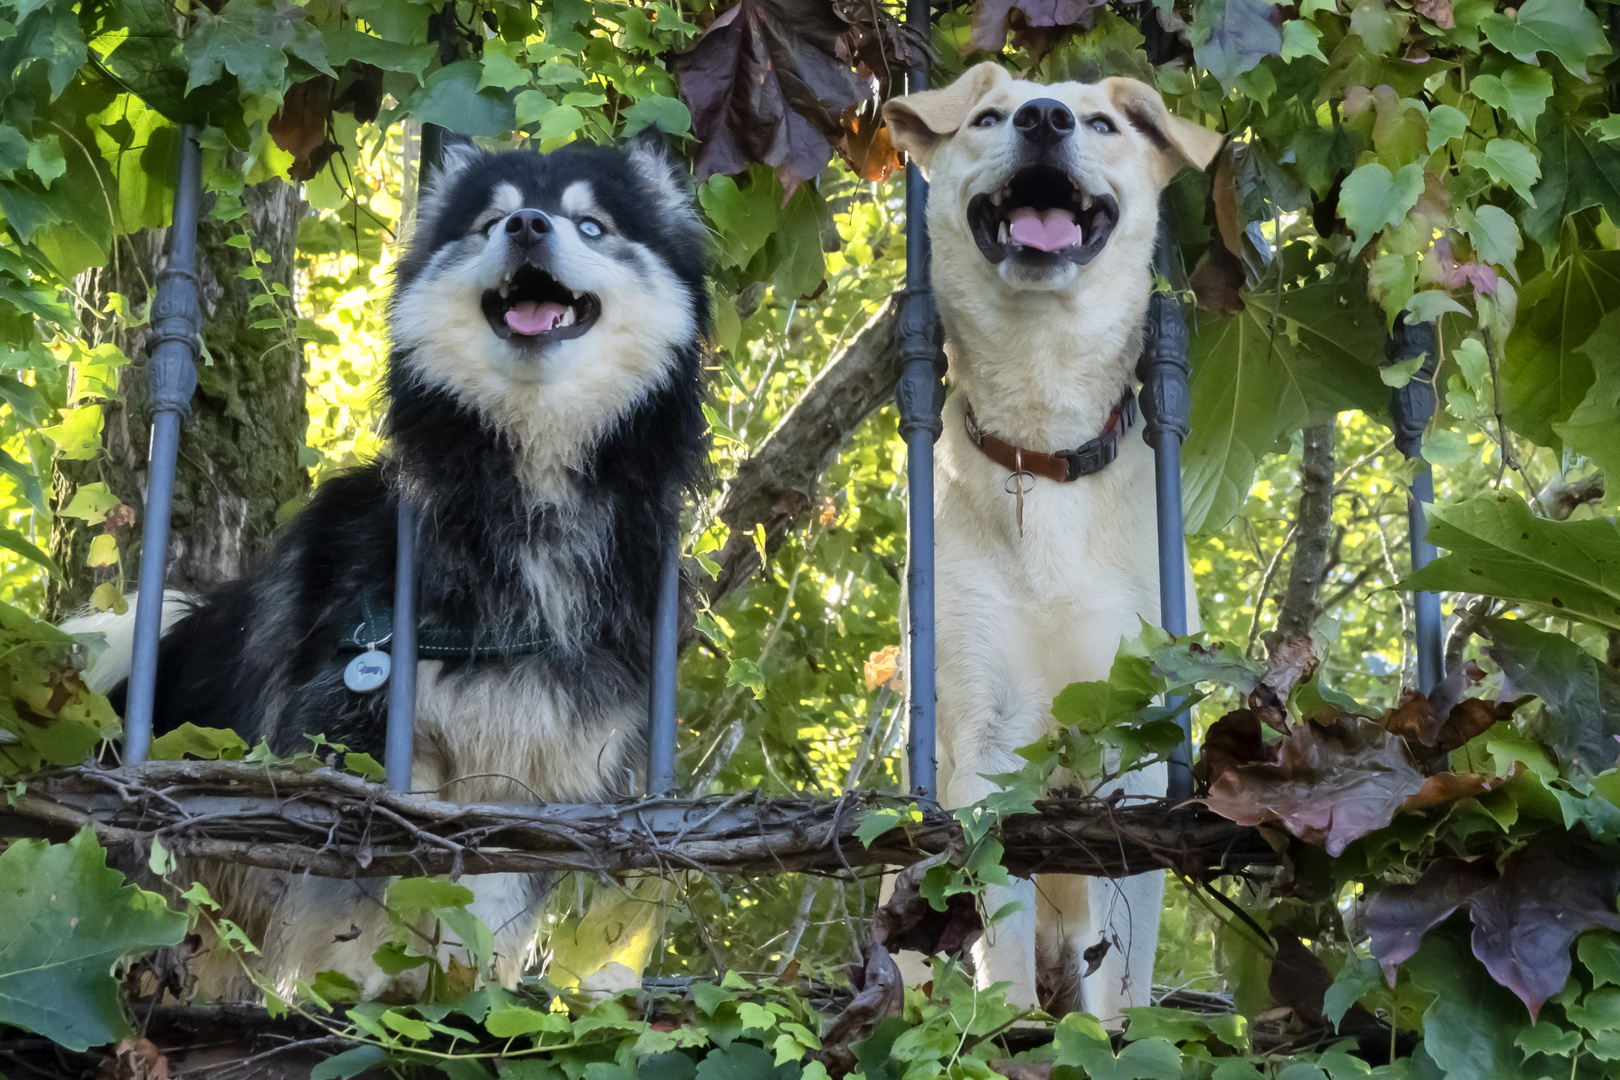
[874,861,983,957]
[1397,768,1515,814]
[1202,718,1424,855]
[675,0,866,193]
[1193,708,1265,787]
[269,77,338,183]
[837,103,901,183]
[97,1039,168,1080]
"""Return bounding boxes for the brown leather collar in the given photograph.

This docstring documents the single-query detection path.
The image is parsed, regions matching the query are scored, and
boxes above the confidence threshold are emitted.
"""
[964,387,1137,483]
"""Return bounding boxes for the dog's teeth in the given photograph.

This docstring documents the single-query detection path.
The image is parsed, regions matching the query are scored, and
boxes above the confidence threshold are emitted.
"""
[991,191,1003,206]
[560,307,576,327]
[998,221,1009,245]
[1080,192,1092,210]
[498,281,510,298]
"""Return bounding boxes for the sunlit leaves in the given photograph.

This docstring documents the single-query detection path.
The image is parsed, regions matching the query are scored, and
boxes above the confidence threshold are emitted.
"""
[1406,492,1620,632]
[0,831,188,1051]
[394,61,519,137]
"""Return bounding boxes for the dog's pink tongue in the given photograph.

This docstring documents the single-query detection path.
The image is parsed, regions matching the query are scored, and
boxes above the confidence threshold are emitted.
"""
[1008,206,1081,252]
[505,301,567,335]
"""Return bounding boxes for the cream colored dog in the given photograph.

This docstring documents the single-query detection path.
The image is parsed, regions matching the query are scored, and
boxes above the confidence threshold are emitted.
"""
[882,65,1219,1021]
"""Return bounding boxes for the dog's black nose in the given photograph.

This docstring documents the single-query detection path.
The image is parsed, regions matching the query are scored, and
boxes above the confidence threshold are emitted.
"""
[1014,98,1076,146]
[504,209,551,246]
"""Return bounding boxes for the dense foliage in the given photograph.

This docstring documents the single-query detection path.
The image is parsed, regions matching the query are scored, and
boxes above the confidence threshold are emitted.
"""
[0,0,1618,1071]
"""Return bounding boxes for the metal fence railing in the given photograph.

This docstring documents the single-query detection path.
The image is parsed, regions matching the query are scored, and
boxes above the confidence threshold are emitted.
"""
[116,13,1446,808]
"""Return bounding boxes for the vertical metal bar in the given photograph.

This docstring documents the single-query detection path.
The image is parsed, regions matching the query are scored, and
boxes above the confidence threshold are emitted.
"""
[383,122,453,791]
[1386,316,1444,695]
[896,0,942,802]
[647,531,680,795]
[1137,202,1194,802]
[386,497,418,792]
[124,125,204,766]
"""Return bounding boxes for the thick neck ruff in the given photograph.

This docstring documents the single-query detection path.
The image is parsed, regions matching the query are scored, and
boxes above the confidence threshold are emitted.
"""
[964,386,1137,483]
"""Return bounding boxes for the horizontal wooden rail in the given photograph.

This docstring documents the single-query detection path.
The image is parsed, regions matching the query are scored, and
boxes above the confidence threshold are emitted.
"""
[0,762,1276,880]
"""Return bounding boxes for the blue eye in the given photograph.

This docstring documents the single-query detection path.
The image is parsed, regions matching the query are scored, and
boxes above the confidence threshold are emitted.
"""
[579,219,603,238]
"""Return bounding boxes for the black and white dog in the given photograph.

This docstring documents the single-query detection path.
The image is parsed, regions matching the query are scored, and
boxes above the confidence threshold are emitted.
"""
[73,136,708,995]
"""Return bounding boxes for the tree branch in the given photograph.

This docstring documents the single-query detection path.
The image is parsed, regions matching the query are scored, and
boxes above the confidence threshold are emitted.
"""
[2,762,1276,882]
[705,297,901,608]
[1269,421,1336,646]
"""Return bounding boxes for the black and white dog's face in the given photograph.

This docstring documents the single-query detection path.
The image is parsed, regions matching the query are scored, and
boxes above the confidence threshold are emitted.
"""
[389,140,706,483]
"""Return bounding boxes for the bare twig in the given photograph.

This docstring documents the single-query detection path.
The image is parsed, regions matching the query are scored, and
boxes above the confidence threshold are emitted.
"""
[1269,420,1336,647]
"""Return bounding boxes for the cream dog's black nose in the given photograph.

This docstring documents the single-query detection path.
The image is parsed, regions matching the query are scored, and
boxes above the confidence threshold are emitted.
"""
[505,209,551,246]
[1014,98,1076,146]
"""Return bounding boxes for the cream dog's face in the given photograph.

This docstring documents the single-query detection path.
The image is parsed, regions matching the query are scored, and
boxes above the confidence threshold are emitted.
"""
[883,64,1221,292]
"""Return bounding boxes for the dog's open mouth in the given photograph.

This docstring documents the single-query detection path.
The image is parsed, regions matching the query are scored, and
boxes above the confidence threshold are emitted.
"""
[481,265,600,344]
[967,165,1119,266]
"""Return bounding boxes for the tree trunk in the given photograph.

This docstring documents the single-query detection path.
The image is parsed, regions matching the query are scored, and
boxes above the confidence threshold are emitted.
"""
[48,181,309,618]
[1268,419,1336,647]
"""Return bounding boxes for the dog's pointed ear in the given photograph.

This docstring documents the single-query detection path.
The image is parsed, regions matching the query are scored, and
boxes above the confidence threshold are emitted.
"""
[417,138,483,231]
[1102,78,1222,187]
[625,128,702,241]
[882,63,1011,170]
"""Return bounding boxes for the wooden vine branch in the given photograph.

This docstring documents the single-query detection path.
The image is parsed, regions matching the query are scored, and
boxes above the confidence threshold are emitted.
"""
[0,762,1277,881]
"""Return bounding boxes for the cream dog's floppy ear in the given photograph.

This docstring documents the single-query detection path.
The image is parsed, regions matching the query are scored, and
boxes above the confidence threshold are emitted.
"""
[1101,78,1222,187]
[882,63,1012,169]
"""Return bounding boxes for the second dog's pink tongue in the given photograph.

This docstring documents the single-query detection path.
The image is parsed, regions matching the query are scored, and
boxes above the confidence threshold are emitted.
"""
[505,301,567,335]
[1008,206,1081,252]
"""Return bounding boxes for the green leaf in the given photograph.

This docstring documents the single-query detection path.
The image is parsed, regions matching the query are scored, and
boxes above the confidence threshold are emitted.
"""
[1457,205,1522,274]
[1421,428,1472,469]
[0,526,59,576]
[323,29,434,78]
[149,722,249,761]
[622,95,692,138]
[725,657,765,699]
[1405,491,1620,632]
[1338,162,1426,255]
[1406,928,1536,1079]
[0,831,188,1051]
[1469,139,1541,203]
[1191,0,1284,92]
[1500,248,1620,446]
[397,61,518,137]
[1485,617,1620,774]
[1524,111,1620,251]
[1516,1021,1583,1058]
[1279,19,1327,62]
[1470,65,1553,134]
[486,1005,568,1037]
[1405,289,1469,324]
[183,0,333,100]
[478,53,533,93]
[309,1045,388,1080]
[1580,933,1620,989]
[58,482,120,525]
[343,751,386,782]
[1424,103,1468,153]
[1554,312,1620,481]
[25,134,64,188]
[1054,1012,1183,1080]
[1479,0,1610,77]
[1183,272,1386,532]
[537,104,584,141]
[39,405,103,460]
[1323,954,1381,1030]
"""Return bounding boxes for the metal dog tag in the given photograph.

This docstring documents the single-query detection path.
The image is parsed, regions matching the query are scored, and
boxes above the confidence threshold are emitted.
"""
[344,649,391,693]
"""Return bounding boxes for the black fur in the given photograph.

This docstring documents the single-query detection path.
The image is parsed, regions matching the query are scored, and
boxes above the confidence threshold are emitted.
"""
[119,142,708,777]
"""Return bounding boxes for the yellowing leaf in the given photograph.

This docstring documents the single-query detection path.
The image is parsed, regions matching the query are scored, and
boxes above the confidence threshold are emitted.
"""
[86,533,117,568]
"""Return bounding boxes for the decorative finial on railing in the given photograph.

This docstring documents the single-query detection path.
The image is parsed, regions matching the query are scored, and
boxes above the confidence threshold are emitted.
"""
[1385,314,1444,695]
